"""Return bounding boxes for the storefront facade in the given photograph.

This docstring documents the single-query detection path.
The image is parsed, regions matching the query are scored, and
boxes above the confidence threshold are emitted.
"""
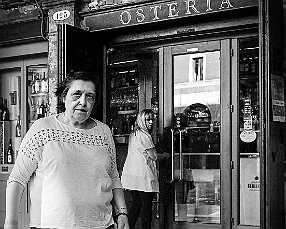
[0,0,285,229]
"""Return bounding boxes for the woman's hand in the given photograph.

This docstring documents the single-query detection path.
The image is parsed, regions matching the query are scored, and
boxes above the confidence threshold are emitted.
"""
[156,152,170,160]
[163,152,170,160]
[114,214,129,229]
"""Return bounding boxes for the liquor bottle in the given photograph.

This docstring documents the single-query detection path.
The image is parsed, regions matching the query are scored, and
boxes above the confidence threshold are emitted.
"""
[6,138,14,164]
[34,72,41,93]
[31,72,36,94]
[0,97,3,120]
[41,72,48,93]
[38,102,46,119]
[15,115,21,137]
[36,101,41,119]
[209,122,214,132]
[2,99,9,121]
[110,77,115,88]
[129,69,136,86]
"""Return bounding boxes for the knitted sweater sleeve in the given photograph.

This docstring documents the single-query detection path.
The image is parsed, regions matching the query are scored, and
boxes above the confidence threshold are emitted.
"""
[104,126,122,190]
[8,119,44,186]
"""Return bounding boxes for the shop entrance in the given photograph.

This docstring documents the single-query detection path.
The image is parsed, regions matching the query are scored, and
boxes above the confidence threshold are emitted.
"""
[58,25,260,229]
[161,38,260,229]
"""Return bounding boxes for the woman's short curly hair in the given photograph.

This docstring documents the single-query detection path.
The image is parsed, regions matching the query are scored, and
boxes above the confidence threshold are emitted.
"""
[55,71,100,99]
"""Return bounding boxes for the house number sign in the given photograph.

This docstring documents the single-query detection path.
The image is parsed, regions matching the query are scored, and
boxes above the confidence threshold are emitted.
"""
[52,10,70,21]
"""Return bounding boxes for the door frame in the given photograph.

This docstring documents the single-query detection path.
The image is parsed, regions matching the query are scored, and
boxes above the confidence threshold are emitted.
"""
[231,37,261,229]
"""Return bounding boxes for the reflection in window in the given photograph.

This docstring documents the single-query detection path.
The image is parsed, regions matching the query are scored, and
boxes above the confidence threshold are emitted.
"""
[173,50,220,224]
[193,57,204,81]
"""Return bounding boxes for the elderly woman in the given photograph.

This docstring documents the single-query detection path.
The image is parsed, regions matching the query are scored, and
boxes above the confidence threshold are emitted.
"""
[121,109,168,229]
[4,71,129,229]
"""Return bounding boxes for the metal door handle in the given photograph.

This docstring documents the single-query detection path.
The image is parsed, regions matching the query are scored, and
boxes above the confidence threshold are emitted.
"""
[170,129,174,182]
[179,129,183,181]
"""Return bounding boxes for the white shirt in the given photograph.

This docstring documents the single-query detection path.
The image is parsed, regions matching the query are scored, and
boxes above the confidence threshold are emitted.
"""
[121,130,158,192]
[8,114,122,229]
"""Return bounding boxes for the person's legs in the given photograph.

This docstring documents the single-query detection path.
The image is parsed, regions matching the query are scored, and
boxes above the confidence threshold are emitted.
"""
[139,192,155,229]
[128,190,142,229]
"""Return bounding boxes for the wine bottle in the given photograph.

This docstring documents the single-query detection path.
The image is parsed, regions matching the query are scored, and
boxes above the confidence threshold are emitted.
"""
[34,72,41,93]
[7,138,14,164]
[0,97,3,120]
[36,101,41,119]
[31,72,36,94]
[15,115,21,137]
[41,72,48,93]
[38,102,46,119]
[2,99,9,121]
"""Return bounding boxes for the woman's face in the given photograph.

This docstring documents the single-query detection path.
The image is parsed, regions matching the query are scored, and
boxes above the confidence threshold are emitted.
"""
[64,80,96,124]
[145,115,154,130]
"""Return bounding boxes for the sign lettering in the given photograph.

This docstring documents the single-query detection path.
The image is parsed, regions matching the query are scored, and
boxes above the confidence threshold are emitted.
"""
[85,0,258,31]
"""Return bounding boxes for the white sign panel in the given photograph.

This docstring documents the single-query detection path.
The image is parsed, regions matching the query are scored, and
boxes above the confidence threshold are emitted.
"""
[240,130,256,143]
[240,157,260,226]
[52,10,70,21]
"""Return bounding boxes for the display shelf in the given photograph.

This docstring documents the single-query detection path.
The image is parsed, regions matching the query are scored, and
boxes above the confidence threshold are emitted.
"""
[111,85,138,91]
[172,125,220,133]
[30,92,48,97]
[173,152,220,156]
[108,61,139,136]
[118,110,137,115]
[27,65,49,120]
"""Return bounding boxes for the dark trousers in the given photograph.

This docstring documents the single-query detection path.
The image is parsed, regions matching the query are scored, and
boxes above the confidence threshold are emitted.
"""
[129,190,155,229]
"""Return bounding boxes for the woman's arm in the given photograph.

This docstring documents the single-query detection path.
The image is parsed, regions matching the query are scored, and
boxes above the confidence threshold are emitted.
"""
[146,148,169,161]
[4,181,25,229]
[145,147,158,160]
[112,188,129,229]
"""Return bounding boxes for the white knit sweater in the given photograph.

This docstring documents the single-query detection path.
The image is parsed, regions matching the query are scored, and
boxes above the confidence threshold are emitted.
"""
[8,114,122,229]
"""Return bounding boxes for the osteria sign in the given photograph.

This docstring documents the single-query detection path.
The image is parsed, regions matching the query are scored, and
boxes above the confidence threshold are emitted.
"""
[85,0,258,31]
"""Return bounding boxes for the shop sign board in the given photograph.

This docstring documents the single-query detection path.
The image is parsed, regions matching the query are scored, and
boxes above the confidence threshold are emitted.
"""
[85,0,258,31]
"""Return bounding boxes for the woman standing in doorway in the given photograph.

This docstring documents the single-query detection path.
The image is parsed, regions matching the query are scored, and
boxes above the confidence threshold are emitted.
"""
[121,109,168,229]
[5,71,129,229]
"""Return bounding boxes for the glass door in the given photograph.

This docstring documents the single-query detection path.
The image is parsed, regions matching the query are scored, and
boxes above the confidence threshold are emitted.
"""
[162,40,232,229]
[232,37,260,229]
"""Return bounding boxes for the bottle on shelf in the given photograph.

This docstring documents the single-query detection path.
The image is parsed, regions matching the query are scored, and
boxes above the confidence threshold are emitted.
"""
[121,72,127,87]
[209,122,214,133]
[15,115,21,137]
[2,99,10,121]
[6,138,14,164]
[31,71,36,94]
[41,72,48,93]
[36,101,41,119]
[34,72,41,93]
[39,102,46,118]
[0,97,3,120]
[110,77,115,88]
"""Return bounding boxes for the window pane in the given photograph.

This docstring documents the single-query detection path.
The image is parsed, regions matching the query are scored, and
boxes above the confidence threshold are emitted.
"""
[239,37,260,226]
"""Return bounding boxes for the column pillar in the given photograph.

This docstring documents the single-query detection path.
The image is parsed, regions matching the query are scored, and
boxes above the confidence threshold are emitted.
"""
[43,0,80,115]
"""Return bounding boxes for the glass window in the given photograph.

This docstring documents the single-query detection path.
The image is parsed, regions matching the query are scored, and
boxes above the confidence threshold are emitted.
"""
[238,37,260,226]
[173,50,221,224]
